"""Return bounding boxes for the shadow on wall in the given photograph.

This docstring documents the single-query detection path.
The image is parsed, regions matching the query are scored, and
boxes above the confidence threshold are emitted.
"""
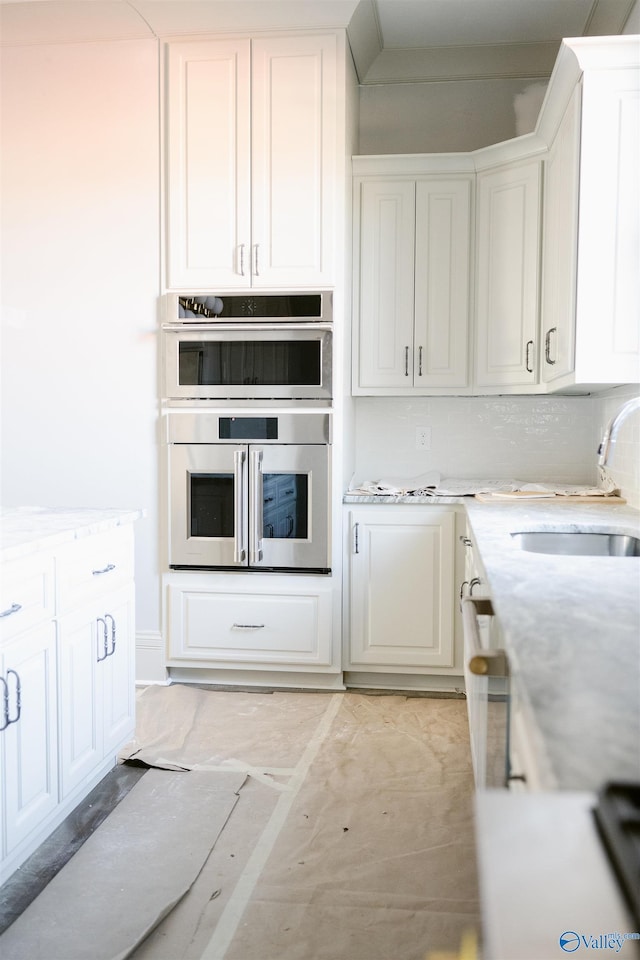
[514,81,549,136]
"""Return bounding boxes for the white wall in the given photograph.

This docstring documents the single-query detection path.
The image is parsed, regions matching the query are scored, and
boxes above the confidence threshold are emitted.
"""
[358,77,547,154]
[0,39,161,633]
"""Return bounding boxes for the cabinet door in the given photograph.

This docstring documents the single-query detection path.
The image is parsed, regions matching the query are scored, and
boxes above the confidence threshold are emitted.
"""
[100,584,135,758]
[541,86,581,384]
[574,67,640,384]
[355,179,416,390]
[414,178,471,388]
[166,39,251,289]
[251,34,336,287]
[57,605,101,798]
[1,621,58,855]
[348,509,455,669]
[475,160,541,388]
[58,584,135,797]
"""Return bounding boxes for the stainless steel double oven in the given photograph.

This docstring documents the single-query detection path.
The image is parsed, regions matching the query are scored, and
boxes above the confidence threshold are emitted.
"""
[162,292,333,573]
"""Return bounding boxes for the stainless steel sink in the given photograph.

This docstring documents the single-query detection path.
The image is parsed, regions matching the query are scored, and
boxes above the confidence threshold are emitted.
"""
[511,531,640,556]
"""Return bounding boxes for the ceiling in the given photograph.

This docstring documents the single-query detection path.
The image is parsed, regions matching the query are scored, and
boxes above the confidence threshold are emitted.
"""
[0,0,637,83]
[351,0,638,82]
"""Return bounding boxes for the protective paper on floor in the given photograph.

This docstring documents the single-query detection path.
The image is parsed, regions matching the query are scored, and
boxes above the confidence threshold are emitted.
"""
[120,683,337,772]
[121,689,479,960]
[221,694,480,960]
[0,769,246,960]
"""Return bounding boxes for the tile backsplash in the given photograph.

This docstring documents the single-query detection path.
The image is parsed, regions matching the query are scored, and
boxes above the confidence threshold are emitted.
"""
[352,394,639,501]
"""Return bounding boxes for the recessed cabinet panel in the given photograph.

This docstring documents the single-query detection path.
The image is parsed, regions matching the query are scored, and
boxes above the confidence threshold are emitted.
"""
[357,180,416,389]
[167,577,333,667]
[574,69,640,383]
[541,85,581,383]
[166,34,337,289]
[252,35,336,285]
[354,174,471,394]
[1,622,58,856]
[347,508,455,670]
[166,40,251,289]
[0,553,54,642]
[475,160,541,388]
[414,180,471,387]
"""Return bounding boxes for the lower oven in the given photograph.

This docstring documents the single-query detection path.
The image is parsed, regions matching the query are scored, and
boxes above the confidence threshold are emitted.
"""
[166,412,331,572]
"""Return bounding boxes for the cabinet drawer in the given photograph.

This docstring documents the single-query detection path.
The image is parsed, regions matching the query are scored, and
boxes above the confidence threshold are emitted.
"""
[167,581,332,667]
[56,526,134,614]
[0,552,55,642]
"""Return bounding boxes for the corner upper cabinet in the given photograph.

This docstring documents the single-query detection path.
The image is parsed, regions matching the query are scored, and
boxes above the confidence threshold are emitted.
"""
[165,35,337,290]
[539,37,640,390]
[352,158,472,394]
[474,157,542,390]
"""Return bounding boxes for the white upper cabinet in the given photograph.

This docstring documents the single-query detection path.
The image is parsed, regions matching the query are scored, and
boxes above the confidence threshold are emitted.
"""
[540,85,581,384]
[166,34,337,290]
[353,158,472,394]
[474,158,542,390]
[540,38,640,390]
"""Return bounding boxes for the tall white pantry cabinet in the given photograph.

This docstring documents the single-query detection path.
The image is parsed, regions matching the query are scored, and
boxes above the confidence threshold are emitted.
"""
[161,29,355,687]
[165,34,338,290]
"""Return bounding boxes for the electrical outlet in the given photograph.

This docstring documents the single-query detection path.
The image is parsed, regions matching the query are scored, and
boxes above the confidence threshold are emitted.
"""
[415,426,431,450]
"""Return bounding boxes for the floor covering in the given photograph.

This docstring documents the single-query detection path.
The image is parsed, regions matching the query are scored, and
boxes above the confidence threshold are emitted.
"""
[0,685,480,960]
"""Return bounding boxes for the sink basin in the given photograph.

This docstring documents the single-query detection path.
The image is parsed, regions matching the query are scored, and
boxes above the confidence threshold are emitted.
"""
[511,531,640,557]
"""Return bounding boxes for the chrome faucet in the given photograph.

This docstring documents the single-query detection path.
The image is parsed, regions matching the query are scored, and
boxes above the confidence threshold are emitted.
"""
[598,396,640,466]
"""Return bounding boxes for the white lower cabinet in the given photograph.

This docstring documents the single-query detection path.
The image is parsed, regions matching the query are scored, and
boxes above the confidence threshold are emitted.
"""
[58,584,135,799]
[1,621,58,860]
[345,507,457,672]
[166,572,335,671]
[0,522,136,884]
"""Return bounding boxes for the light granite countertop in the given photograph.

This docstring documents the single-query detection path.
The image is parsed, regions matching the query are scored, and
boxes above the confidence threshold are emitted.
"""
[0,506,145,562]
[464,499,640,792]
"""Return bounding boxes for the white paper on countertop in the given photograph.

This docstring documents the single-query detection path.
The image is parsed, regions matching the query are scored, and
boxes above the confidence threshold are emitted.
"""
[348,476,620,497]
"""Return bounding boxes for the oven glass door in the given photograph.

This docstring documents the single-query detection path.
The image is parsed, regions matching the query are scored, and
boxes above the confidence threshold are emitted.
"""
[254,445,329,570]
[170,444,247,567]
[164,328,332,401]
[169,443,330,570]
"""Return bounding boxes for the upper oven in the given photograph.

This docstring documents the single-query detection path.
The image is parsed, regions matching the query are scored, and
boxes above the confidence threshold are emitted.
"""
[162,292,333,404]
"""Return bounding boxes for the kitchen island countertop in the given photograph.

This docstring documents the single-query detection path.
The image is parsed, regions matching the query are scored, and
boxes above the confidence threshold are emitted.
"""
[465,499,640,791]
[0,506,145,562]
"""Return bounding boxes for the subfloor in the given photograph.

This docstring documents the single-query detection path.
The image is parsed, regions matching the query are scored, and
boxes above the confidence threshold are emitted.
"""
[0,685,480,960]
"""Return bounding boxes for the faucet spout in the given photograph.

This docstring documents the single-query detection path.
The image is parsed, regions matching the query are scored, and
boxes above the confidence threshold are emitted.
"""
[598,396,640,466]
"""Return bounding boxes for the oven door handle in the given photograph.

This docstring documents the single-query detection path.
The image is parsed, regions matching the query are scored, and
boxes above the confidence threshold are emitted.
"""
[249,449,264,564]
[234,450,247,564]
[461,596,509,677]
